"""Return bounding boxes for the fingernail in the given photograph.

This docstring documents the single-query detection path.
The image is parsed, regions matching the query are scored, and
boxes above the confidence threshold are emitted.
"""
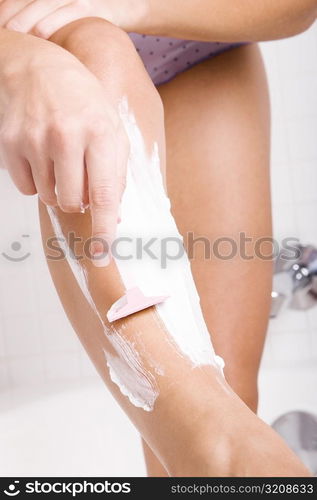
[92,252,110,267]
[80,202,90,214]
[89,239,111,267]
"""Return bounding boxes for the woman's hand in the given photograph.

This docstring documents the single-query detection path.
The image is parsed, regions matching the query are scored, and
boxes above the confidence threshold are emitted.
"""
[2,0,314,42]
[0,0,146,39]
[0,30,129,262]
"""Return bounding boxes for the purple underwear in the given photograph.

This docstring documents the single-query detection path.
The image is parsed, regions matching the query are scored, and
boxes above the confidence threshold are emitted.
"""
[129,33,244,86]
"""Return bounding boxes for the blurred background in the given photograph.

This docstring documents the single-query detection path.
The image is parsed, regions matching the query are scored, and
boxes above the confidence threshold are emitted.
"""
[0,23,316,476]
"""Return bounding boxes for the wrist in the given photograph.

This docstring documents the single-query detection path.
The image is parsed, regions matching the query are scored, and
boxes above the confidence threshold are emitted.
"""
[0,30,72,94]
[0,30,32,90]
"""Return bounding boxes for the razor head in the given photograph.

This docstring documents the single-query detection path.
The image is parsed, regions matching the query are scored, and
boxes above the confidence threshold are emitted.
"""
[107,287,169,322]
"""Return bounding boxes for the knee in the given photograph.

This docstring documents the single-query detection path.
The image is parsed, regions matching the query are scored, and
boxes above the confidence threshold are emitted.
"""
[292,6,316,36]
[49,17,164,131]
[50,17,134,55]
[64,18,164,113]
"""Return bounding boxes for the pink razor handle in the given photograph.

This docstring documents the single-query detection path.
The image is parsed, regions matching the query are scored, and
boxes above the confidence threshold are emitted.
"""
[106,287,169,322]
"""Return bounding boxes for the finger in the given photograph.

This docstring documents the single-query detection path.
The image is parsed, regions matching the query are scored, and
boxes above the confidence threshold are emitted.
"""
[29,156,57,206]
[115,126,129,223]
[86,135,119,267]
[5,0,71,33]
[0,135,37,194]
[7,156,37,195]
[54,145,86,213]
[0,0,32,26]
[82,163,89,211]
[116,126,129,201]
[33,3,91,39]
[22,129,57,205]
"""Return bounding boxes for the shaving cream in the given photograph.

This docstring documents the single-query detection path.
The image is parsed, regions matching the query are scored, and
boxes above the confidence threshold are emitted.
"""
[46,97,224,412]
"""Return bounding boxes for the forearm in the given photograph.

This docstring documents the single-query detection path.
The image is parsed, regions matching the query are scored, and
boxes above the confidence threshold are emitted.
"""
[0,28,50,69]
[131,0,317,42]
[49,18,163,141]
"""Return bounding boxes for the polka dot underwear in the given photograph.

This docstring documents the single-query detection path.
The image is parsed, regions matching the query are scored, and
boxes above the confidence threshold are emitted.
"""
[129,33,245,86]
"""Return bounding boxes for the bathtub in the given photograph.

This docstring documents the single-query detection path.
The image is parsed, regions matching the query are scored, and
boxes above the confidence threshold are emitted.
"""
[0,380,146,477]
[1,360,317,476]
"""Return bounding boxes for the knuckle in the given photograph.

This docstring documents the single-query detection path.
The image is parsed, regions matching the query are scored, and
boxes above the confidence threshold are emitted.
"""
[33,24,47,39]
[88,118,109,138]
[0,129,16,150]
[91,184,116,209]
[49,119,76,148]
[92,228,110,239]
[25,130,42,150]
[58,198,81,213]
[49,120,66,139]
[92,231,112,246]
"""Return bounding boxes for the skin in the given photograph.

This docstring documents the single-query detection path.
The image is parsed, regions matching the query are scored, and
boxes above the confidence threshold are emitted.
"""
[0,26,129,261]
[0,0,141,38]
[0,0,315,41]
[139,0,317,41]
[38,19,309,477]
[143,43,272,476]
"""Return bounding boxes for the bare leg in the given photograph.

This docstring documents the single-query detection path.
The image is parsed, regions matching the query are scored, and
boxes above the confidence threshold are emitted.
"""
[143,44,272,475]
[163,44,272,408]
[41,19,309,477]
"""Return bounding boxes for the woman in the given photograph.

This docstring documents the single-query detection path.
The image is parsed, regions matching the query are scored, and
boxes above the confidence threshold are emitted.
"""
[0,0,316,476]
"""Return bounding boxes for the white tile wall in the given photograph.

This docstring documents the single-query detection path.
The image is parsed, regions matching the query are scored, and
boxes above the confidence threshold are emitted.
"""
[258,25,317,423]
[0,22,316,474]
[0,173,88,393]
[3,313,41,357]
[7,355,45,387]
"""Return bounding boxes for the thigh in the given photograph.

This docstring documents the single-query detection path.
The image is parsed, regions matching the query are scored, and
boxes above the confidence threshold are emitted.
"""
[158,44,272,409]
